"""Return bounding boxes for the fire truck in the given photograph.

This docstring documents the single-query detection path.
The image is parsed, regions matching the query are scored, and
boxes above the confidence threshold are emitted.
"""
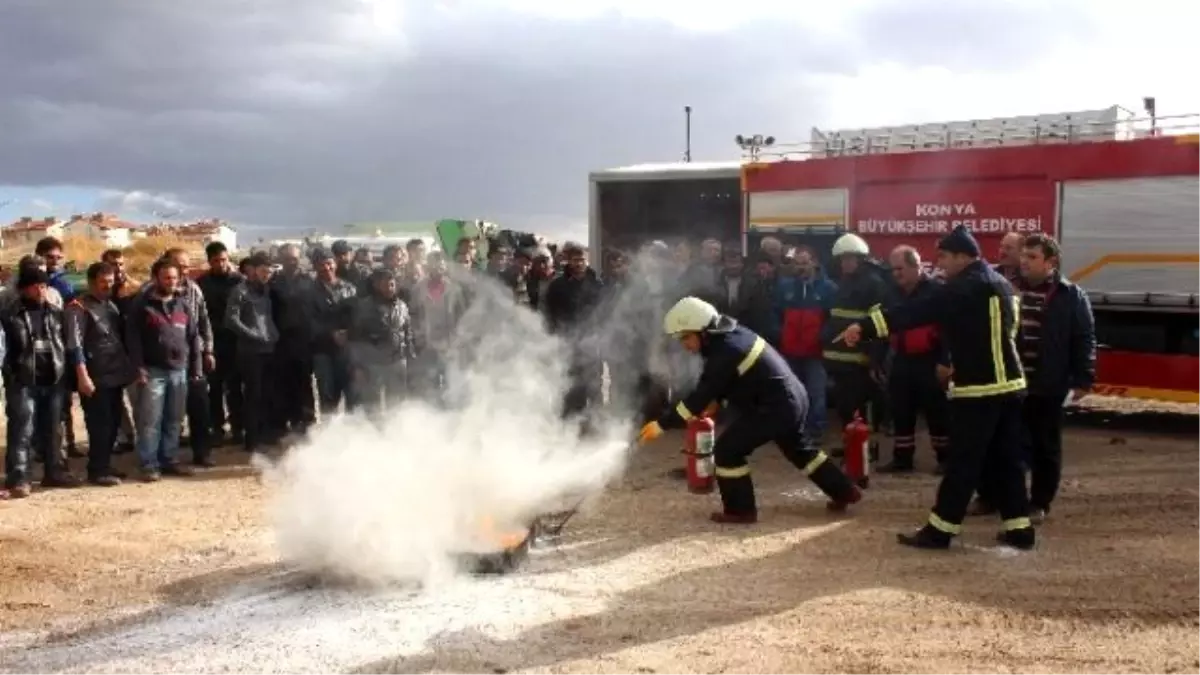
[587,106,1200,404]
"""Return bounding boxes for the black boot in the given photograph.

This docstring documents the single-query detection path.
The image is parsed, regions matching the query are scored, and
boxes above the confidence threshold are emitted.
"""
[714,473,757,523]
[897,524,952,549]
[876,453,915,473]
[804,458,862,511]
[995,527,1036,551]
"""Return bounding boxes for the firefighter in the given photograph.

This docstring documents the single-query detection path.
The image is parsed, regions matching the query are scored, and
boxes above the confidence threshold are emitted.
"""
[878,245,950,474]
[835,225,1035,550]
[822,233,892,455]
[637,296,862,524]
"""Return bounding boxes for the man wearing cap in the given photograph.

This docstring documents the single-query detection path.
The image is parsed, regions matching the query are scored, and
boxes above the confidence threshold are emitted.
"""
[1,267,82,497]
[836,225,1035,551]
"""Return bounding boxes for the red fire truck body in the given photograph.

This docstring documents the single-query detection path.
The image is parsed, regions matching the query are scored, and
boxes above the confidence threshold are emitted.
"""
[742,131,1198,403]
[588,110,1199,404]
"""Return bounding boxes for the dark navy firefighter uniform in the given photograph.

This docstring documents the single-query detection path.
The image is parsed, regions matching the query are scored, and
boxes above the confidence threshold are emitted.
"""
[883,275,951,472]
[655,316,861,521]
[856,251,1034,549]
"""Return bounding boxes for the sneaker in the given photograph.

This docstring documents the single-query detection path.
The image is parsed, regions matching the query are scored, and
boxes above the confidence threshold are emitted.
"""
[140,470,162,483]
[4,483,33,499]
[193,457,218,468]
[88,474,122,487]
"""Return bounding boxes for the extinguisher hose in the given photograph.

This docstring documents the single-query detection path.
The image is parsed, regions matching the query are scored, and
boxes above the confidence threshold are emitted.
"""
[537,438,640,538]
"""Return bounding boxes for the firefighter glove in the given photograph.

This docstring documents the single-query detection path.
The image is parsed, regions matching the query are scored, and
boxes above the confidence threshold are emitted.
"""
[638,421,664,445]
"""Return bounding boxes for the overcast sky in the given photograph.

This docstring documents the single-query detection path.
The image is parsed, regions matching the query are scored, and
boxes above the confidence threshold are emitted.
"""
[1,0,1196,241]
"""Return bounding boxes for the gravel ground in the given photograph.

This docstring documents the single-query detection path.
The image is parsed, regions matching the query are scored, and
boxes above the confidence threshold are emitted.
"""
[0,419,1197,673]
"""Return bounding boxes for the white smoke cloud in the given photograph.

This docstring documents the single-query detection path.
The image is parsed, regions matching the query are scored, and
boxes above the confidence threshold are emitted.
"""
[258,261,688,587]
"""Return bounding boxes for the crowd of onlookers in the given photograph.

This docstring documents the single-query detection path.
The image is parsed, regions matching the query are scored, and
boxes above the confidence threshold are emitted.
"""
[2,229,1094,525]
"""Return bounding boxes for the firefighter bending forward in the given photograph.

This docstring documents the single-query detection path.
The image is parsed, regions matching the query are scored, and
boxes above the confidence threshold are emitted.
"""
[836,225,1035,550]
[638,296,863,524]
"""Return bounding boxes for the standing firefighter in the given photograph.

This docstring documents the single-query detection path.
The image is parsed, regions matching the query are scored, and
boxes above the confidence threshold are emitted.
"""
[823,233,891,454]
[836,225,1035,550]
[638,297,862,524]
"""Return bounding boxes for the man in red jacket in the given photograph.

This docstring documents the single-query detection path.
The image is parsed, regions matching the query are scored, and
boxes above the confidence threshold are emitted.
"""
[878,246,950,474]
[775,247,837,449]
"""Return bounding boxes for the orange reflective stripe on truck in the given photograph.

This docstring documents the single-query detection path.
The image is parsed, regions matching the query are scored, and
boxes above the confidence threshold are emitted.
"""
[1069,253,1200,284]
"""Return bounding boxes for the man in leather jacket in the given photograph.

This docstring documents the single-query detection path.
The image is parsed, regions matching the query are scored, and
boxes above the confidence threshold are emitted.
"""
[66,262,136,486]
[2,267,82,498]
[347,268,415,416]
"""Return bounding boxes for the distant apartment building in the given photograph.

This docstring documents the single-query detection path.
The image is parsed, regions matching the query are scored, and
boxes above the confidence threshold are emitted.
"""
[2,216,66,247]
[145,219,238,251]
[61,212,135,248]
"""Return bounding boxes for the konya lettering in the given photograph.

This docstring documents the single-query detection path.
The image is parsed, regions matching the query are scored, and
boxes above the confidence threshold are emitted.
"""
[856,203,1044,235]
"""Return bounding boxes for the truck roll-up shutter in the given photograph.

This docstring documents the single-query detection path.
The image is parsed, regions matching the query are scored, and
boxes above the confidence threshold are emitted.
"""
[1060,176,1200,309]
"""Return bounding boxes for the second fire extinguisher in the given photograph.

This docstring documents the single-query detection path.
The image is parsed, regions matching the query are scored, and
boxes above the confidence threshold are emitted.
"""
[842,410,871,489]
[684,415,716,494]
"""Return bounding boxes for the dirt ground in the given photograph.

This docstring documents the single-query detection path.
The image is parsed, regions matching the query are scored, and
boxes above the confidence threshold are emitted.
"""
[0,415,1197,673]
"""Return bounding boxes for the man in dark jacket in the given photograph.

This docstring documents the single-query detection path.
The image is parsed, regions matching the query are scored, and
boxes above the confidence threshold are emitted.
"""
[978,233,1095,523]
[126,259,202,481]
[308,250,358,415]
[837,225,1034,551]
[269,244,316,436]
[544,243,604,422]
[67,262,136,486]
[735,253,778,342]
[196,242,244,444]
[347,268,415,415]
[225,252,279,453]
[2,267,82,497]
[331,239,371,291]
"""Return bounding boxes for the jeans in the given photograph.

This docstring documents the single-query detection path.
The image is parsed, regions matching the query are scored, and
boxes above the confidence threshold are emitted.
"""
[133,368,188,471]
[789,357,828,445]
[4,381,66,487]
[312,350,353,416]
[81,385,124,478]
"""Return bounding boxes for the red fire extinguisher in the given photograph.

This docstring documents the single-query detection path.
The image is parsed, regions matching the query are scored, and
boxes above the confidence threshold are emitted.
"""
[842,410,871,489]
[684,416,717,494]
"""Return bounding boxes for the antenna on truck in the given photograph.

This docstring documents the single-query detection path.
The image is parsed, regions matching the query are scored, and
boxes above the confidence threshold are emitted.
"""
[684,105,693,163]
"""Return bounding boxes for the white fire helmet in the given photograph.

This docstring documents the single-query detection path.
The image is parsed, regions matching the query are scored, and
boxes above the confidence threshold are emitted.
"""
[663,296,720,336]
[831,233,870,257]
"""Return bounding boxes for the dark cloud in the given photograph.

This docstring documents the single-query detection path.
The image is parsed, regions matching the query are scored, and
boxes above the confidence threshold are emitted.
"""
[0,0,1100,238]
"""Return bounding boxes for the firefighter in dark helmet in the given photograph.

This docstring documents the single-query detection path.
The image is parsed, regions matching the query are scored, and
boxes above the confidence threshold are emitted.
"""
[638,296,863,524]
[836,225,1035,550]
